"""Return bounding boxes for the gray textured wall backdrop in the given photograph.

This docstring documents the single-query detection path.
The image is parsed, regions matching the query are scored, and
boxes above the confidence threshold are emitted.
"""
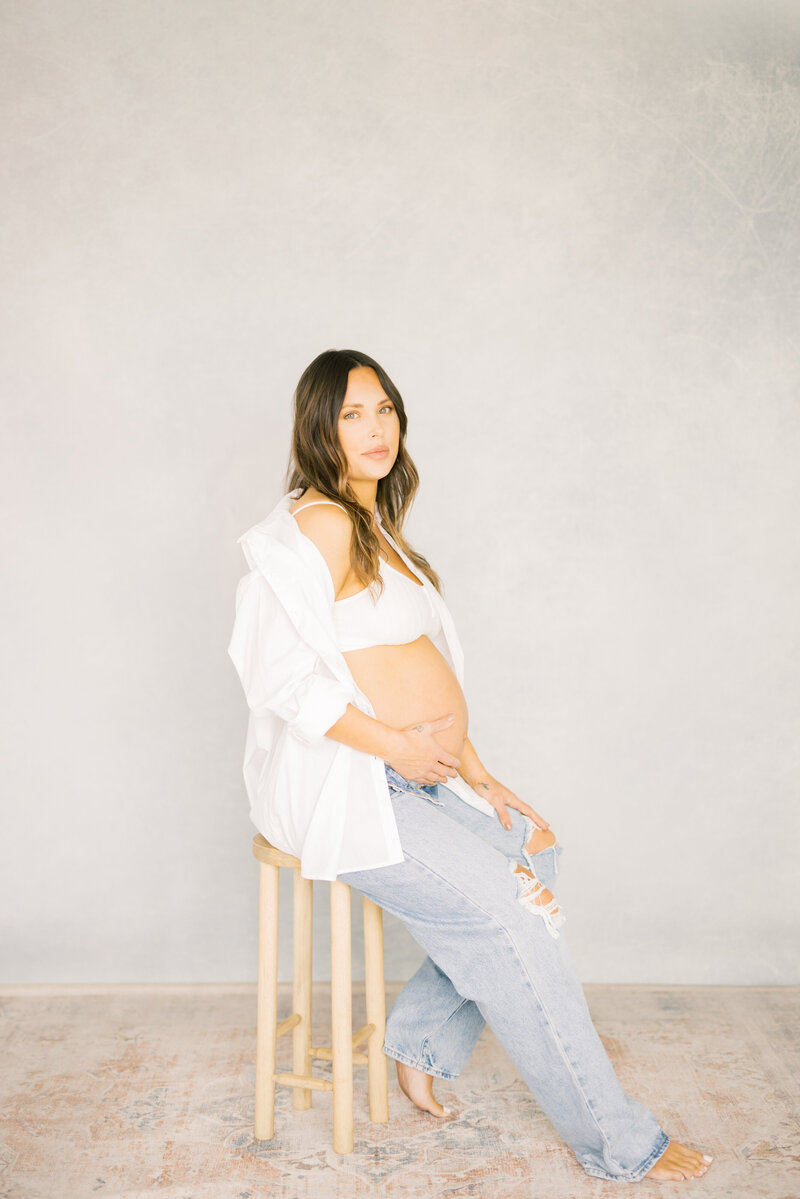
[1,0,798,985]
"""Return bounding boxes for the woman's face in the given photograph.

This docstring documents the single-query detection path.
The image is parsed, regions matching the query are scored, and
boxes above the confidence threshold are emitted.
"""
[337,366,401,482]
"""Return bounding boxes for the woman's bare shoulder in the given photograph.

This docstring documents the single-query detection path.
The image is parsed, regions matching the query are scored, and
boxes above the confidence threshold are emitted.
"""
[290,491,352,590]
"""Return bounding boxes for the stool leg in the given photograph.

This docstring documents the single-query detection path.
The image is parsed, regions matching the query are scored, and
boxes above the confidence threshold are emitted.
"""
[363,895,389,1123]
[292,870,313,1110]
[255,861,279,1141]
[330,879,354,1154]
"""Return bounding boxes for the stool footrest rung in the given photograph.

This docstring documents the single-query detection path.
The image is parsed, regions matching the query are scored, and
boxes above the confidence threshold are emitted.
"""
[276,1013,301,1038]
[311,1047,370,1065]
[274,1071,333,1093]
[351,1022,375,1049]
[309,1021,376,1060]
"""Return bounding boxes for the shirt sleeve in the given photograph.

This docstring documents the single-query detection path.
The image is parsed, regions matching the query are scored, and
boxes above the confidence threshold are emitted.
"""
[227,569,354,746]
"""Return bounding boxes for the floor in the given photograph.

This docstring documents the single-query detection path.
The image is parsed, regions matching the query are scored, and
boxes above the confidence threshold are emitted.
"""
[0,984,798,1199]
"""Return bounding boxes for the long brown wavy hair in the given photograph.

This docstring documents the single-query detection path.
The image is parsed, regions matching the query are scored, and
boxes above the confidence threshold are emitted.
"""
[285,348,443,596]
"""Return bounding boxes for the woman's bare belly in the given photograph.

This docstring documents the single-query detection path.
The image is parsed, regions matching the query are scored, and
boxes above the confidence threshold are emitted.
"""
[343,635,468,761]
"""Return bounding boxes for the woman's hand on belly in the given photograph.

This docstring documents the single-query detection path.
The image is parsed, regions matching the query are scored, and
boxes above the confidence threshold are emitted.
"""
[386,714,462,785]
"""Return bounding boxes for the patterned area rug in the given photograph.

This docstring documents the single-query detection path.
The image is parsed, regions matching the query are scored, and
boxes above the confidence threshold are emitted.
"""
[1,984,797,1198]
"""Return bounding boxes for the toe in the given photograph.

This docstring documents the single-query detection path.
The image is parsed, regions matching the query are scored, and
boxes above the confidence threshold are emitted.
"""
[679,1149,709,1177]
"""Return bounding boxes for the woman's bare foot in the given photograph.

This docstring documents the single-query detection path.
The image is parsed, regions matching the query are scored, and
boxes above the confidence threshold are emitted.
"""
[644,1140,714,1181]
[395,1060,450,1117]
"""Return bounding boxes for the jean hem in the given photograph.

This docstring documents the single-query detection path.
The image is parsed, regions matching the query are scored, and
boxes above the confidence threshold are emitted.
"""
[581,1130,671,1183]
[382,1044,459,1081]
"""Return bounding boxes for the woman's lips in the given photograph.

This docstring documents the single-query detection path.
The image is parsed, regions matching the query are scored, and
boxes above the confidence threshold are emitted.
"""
[363,448,390,458]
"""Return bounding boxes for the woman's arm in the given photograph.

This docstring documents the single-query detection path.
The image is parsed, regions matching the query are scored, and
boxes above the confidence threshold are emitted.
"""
[324,703,405,759]
[456,736,490,787]
[228,570,354,745]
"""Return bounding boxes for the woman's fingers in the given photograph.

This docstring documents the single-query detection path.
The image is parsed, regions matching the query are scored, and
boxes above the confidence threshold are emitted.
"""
[494,802,513,831]
[509,798,549,828]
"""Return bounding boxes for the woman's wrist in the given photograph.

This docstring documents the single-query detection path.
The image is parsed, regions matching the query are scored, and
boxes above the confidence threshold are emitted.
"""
[458,737,491,788]
[383,726,409,761]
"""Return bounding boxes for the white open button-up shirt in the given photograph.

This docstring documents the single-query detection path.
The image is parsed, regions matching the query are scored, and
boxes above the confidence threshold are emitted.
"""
[227,489,493,880]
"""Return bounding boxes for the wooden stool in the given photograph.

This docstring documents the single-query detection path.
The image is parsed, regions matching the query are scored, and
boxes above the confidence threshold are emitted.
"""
[252,834,389,1154]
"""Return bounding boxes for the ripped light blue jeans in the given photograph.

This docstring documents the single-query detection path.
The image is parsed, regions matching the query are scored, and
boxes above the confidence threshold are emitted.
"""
[336,763,669,1183]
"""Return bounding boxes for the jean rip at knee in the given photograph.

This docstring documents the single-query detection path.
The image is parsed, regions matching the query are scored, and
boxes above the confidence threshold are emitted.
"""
[510,816,566,939]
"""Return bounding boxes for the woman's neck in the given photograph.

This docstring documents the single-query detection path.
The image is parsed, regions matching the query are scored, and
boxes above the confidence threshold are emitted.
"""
[347,479,378,513]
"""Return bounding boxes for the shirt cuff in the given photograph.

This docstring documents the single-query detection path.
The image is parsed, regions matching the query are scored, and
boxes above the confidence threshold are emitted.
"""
[288,675,353,745]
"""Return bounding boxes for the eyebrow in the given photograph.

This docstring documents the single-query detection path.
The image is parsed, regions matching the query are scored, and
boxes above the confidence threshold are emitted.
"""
[340,397,391,408]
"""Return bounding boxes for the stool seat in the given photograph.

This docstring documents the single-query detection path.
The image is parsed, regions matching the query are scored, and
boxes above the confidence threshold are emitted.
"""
[252,836,304,869]
[252,833,389,1154]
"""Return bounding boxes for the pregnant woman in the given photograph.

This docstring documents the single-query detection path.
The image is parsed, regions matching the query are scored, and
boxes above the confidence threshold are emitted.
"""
[227,348,714,1183]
